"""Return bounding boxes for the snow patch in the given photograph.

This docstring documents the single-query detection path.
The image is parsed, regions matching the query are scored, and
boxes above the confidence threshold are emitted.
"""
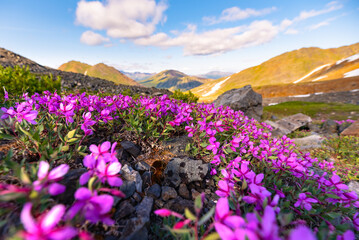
[336,54,359,65]
[268,103,278,106]
[293,64,330,84]
[202,76,231,97]
[312,75,327,82]
[84,70,88,76]
[350,89,359,93]
[314,92,323,95]
[293,94,311,98]
[344,68,359,78]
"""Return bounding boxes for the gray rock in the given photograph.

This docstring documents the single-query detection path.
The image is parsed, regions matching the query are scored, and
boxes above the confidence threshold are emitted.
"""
[161,186,178,201]
[115,200,135,219]
[264,120,291,136]
[178,184,190,199]
[147,184,161,198]
[120,181,136,199]
[141,171,152,190]
[321,119,339,134]
[213,85,263,120]
[293,134,324,150]
[121,165,143,193]
[338,122,352,134]
[164,157,209,187]
[164,197,194,214]
[120,197,153,240]
[121,141,141,157]
[275,113,312,133]
[57,169,87,204]
[135,161,151,172]
[132,192,142,203]
[136,196,153,219]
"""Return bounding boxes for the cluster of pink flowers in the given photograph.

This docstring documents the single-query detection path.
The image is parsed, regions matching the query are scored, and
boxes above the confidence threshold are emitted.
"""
[3,91,359,239]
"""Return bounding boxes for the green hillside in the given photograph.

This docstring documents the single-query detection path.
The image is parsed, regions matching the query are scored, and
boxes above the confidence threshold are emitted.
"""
[192,42,359,102]
[140,69,209,91]
[58,61,140,86]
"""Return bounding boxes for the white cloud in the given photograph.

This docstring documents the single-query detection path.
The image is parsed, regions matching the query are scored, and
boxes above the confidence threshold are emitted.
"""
[294,1,342,22]
[135,20,278,56]
[308,16,338,30]
[285,29,299,35]
[80,30,110,46]
[76,0,167,39]
[203,6,276,25]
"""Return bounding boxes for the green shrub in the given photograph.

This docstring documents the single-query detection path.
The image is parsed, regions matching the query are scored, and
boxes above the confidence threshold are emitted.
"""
[170,89,199,103]
[0,65,61,98]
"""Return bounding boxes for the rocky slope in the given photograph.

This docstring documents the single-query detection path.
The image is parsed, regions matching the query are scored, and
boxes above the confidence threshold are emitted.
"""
[140,70,210,91]
[191,42,359,101]
[0,47,171,96]
[59,61,141,86]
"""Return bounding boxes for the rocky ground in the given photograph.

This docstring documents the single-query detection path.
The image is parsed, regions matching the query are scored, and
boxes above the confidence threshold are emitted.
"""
[263,90,359,106]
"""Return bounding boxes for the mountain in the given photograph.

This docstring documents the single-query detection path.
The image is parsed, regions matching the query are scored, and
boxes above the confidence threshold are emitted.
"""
[121,71,156,81]
[196,71,234,80]
[59,61,141,86]
[140,69,210,91]
[191,42,359,102]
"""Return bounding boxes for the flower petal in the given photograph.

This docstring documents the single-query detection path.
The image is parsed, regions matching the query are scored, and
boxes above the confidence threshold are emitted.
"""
[48,183,66,196]
[21,203,37,233]
[48,164,69,180]
[38,161,50,179]
[41,204,65,232]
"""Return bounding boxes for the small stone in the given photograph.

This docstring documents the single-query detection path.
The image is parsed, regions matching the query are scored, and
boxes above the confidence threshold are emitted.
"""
[132,192,142,203]
[348,181,359,196]
[155,199,164,208]
[136,196,153,220]
[178,184,190,199]
[191,189,201,200]
[141,172,152,190]
[121,165,143,193]
[147,184,161,198]
[164,197,194,214]
[321,119,339,134]
[120,181,136,199]
[121,141,141,157]
[135,161,151,172]
[161,186,178,201]
[115,200,135,219]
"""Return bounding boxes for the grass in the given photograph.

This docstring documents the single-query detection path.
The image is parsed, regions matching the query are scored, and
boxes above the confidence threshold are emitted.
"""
[263,101,359,120]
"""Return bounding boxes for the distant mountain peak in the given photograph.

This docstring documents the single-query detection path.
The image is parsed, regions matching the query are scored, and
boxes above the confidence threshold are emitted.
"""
[59,61,141,86]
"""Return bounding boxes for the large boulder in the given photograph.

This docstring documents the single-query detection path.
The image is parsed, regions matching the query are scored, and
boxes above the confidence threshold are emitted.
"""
[265,113,312,137]
[213,85,263,120]
[341,120,359,137]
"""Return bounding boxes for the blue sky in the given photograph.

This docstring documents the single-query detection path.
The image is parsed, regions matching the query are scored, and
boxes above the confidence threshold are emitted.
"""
[0,0,358,75]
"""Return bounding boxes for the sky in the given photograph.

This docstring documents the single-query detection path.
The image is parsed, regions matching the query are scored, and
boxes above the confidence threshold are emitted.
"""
[0,0,358,75]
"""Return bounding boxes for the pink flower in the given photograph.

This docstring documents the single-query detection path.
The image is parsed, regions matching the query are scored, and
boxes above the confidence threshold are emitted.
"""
[289,225,316,240]
[33,161,69,196]
[66,188,114,225]
[89,141,111,160]
[325,175,348,190]
[96,160,123,187]
[294,193,318,211]
[21,203,77,240]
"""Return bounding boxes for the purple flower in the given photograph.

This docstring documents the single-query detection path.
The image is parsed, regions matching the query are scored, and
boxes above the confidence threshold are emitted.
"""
[89,141,111,160]
[33,161,69,196]
[66,187,114,225]
[337,230,355,240]
[59,103,74,123]
[289,225,316,240]
[3,87,8,100]
[324,174,348,190]
[96,160,122,187]
[294,193,318,211]
[21,203,77,240]
[1,103,38,124]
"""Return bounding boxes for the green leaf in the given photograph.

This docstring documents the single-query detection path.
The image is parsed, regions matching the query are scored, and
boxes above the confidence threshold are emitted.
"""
[204,233,220,240]
[184,208,196,221]
[0,192,26,201]
[20,167,31,184]
[194,194,203,211]
[325,194,341,200]
[198,207,215,225]
[200,142,209,148]
[61,145,69,152]
[0,133,15,140]
[66,129,76,139]
[67,138,78,143]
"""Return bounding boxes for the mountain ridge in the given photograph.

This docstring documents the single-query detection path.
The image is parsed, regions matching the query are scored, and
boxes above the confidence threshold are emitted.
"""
[140,69,210,91]
[191,42,359,101]
[59,61,141,86]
